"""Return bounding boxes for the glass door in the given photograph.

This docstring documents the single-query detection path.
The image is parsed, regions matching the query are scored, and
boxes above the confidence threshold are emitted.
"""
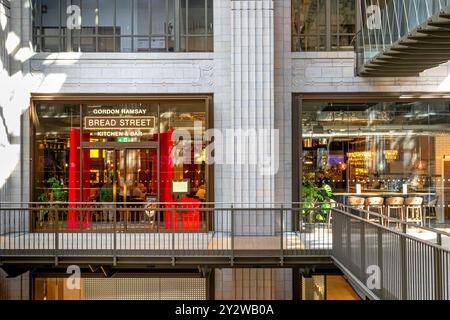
[82,146,159,230]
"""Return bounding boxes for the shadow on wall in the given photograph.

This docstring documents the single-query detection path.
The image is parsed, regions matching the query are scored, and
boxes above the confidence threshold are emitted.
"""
[0,153,20,202]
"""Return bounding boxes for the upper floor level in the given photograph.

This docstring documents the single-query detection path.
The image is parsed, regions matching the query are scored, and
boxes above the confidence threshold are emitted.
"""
[32,0,214,53]
[32,0,358,53]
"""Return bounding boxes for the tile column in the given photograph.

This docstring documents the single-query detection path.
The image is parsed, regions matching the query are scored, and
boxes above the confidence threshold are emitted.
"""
[230,0,275,234]
[230,0,274,203]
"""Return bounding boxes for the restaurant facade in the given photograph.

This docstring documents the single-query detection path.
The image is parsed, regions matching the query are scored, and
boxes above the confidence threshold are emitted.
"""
[0,0,450,300]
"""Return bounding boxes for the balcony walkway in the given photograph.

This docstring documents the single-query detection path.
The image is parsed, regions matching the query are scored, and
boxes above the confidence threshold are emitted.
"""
[0,230,332,254]
[357,1,450,76]
[1,203,449,299]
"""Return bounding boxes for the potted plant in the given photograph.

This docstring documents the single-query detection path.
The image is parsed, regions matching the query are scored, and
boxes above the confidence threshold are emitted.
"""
[301,172,333,228]
[46,177,68,225]
[37,192,50,227]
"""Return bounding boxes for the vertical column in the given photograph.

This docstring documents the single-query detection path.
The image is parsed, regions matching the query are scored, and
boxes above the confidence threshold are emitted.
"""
[231,0,274,206]
[230,0,275,236]
[274,0,292,230]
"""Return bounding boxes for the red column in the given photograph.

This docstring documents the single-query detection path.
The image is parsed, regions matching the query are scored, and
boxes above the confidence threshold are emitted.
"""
[68,129,91,230]
[82,132,91,229]
[160,129,176,229]
[68,128,80,230]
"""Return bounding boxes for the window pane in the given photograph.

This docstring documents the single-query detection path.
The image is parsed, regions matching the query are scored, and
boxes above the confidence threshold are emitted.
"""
[180,0,186,36]
[188,0,206,34]
[300,101,450,217]
[135,37,150,52]
[98,37,115,52]
[81,0,96,35]
[41,0,61,47]
[41,0,60,28]
[116,0,132,36]
[135,0,150,36]
[60,0,69,51]
[338,0,355,34]
[293,0,355,52]
[160,101,208,201]
[118,37,132,52]
[32,0,42,29]
[151,0,167,35]
[167,0,175,51]
[42,37,60,52]
[187,36,206,52]
[34,104,80,204]
[32,0,213,52]
[207,0,213,34]
[99,0,114,35]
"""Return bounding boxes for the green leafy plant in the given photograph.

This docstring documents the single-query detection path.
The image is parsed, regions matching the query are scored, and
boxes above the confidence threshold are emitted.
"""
[37,192,50,222]
[302,172,333,223]
[47,177,68,202]
[37,192,49,203]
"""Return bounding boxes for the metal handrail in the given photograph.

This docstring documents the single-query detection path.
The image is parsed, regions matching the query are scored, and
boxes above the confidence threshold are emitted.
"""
[334,205,450,253]
[338,204,450,240]
[332,204,450,300]
[0,202,449,299]
[1,201,447,241]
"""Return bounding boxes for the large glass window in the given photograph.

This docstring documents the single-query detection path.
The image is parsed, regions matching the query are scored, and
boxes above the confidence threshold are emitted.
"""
[292,0,356,51]
[31,0,213,52]
[297,99,450,224]
[33,103,81,204]
[32,99,210,231]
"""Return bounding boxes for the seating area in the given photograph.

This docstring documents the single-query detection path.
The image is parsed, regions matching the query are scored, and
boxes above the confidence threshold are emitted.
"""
[347,196,434,226]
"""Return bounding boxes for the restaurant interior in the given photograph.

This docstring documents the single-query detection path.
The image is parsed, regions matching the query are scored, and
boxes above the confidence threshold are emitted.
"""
[300,100,450,225]
[31,100,210,231]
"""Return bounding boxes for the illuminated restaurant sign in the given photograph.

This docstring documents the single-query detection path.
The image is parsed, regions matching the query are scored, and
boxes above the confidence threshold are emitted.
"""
[84,106,156,130]
[84,116,156,130]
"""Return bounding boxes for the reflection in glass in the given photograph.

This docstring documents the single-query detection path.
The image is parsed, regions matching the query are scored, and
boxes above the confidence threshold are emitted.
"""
[292,0,356,51]
[300,101,450,222]
[32,0,213,53]
[33,104,80,206]
[33,101,209,229]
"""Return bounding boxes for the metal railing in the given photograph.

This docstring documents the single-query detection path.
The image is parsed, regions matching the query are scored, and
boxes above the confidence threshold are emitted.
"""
[338,203,450,246]
[0,202,332,262]
[1,201,449,299]
[332,204,450,300]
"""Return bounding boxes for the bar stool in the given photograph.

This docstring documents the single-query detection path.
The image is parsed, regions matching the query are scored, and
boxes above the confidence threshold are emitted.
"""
[386,197,404,224]
[424,197,438,227]
[348,197,366,217]
[405,197,424,226]
[365,197,384,222]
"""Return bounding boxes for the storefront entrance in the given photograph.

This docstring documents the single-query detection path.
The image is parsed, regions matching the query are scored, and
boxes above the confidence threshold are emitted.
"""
[78,145,159,230]
[83,145,159,204]
[31,95,212,232]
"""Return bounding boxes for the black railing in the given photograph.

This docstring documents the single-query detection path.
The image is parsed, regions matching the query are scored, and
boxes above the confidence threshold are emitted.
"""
[332,205,450,300]
[1,202,449,299]
[0,202,333,262]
